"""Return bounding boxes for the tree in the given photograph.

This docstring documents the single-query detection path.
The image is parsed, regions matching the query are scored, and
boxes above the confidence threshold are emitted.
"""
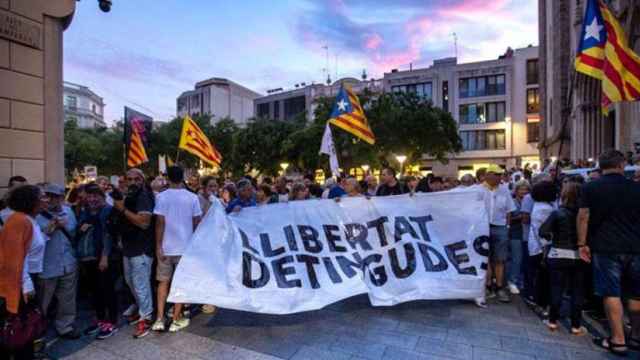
[367,92,462,165]
[232,118,299,176]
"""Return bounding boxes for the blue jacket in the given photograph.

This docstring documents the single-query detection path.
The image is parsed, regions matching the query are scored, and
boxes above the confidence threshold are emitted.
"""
[37,206,77,279]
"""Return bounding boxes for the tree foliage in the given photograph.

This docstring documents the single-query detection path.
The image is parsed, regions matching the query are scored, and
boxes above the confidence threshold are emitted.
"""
[64,92,462,178]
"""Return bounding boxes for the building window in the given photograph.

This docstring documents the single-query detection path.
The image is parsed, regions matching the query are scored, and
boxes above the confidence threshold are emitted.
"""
[65,95,77,109]
[527,88,540,114]
[274,100,280,120]
[257,103,270,118]
[460,74,506,98]
[527,121,540,143]
[92,104,97,114]
[460,130,507,150]
[283,96,305,120]
[177,97,188,112]
[391,82,432,100]
[442,81,449,112]
[527,59,539,85]
[459,102,505,124]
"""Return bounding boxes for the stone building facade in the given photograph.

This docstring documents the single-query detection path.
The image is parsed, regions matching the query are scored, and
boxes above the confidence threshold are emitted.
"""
[63,81,106,128]
[176,77,262,126]
[538,0,640,162]
[0,0,76,196]
[383,47,540,178]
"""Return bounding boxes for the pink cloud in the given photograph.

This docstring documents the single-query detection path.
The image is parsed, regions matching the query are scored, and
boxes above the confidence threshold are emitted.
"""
[364,33,383,50]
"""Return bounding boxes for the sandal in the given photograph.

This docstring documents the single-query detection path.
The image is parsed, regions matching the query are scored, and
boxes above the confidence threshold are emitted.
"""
[592,337,628,357]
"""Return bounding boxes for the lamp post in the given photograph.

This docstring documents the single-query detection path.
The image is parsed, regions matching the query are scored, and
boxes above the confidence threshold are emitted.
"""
[395,155,407,176]
[280,162,289,175]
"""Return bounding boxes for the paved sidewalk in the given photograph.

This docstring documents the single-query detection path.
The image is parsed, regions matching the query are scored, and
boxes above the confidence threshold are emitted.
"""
[48,295,630,359]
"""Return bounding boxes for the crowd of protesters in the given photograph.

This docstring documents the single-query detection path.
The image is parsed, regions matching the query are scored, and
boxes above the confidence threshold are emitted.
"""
[1,149,639,358]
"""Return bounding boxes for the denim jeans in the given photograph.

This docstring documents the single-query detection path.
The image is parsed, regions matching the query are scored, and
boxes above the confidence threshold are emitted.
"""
[507,239,523,287]
[547,258,585,328]
[123,254,153,319]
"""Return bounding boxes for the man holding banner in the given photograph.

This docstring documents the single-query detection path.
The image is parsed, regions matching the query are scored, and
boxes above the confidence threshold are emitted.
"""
[168,187,490,314]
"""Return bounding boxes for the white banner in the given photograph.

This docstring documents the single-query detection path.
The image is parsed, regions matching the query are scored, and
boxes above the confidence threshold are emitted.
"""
[168,191,490,314]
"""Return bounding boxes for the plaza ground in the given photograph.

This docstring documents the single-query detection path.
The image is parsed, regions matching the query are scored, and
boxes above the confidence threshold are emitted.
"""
[45,295,630,360]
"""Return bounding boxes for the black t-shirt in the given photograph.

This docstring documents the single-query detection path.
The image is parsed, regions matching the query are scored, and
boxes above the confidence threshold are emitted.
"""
[120,190,155,257]
[376,181,409,196]
[579,173,640,254]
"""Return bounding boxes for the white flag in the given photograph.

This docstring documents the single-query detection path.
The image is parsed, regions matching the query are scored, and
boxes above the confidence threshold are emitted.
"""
[319,123,340,175]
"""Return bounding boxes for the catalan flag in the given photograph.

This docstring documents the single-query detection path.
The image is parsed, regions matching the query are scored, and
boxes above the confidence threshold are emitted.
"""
[575,0,640,113]
[178,115,222,167]
[328,85,375,144]
[127,125,149,167]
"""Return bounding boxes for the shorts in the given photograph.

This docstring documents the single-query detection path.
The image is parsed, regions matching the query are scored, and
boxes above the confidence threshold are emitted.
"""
[489,225,510,263]
[156,255,181,282]
[592,254,640,299]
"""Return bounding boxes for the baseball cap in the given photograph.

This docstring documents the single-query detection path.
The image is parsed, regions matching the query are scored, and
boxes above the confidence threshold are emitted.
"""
[44,183,65,196]
[486,164,505,174]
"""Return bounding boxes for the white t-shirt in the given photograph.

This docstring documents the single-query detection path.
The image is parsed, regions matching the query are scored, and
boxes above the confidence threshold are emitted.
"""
[475,183,516,226]
[153,188,202,256]
[528,202,555,256]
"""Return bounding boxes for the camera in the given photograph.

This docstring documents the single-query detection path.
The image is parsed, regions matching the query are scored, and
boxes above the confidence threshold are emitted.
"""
[98,0,112,13]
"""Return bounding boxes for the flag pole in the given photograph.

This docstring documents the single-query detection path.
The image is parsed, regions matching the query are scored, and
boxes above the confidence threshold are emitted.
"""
[175,148,181,166]
[123,144,127,172]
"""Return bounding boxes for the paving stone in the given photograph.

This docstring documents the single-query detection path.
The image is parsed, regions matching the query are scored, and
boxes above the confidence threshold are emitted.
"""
[330,338,387,360]
[563,347,623,360]
[395,321,448,340]
[290,345,352,360]
[382,346,450,360]
[363,329,419,349]
[446,329,502,350]
[500,336,569,359]
[242,334,302,359]
[414,337,472,360]
[472,346,535,360]
[525,327,590,349]
[97,337,197,360]
[57,344,123,360]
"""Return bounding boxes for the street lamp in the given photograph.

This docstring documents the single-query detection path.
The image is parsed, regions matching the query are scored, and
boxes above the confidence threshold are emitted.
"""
[280,162,289,175]
[395,155,407,175]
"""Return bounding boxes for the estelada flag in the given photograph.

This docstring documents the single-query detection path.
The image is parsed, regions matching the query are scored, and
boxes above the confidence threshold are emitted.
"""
[123,107,152,153]
[575,0,640,113]
[178,115,222,167]
[328,85,375,144]
[127,126,148,167]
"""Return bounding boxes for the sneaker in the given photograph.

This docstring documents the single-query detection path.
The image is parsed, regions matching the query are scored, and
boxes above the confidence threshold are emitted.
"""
[127,313,141,325]
[122,304,138,317]
[507,283,520,295]
[168,318,190,333]
[133,319,151,339]
[84,321,104,336]
[201,304,217,315]
[151,319,166,332]
[497,288,511,303]
[96,323,118,340]
[486,287,497,299]
[570,326,587,336]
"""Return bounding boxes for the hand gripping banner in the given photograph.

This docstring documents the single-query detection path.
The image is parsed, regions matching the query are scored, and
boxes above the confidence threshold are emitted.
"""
[168,191,490,314]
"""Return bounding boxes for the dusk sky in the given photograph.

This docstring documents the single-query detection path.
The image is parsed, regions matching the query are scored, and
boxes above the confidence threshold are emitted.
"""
[63,0,539,124]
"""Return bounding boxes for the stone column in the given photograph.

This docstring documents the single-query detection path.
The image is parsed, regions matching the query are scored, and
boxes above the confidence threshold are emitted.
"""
[0,0,75,196]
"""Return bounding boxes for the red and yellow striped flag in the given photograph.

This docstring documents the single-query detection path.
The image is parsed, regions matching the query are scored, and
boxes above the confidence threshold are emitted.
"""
[328,85,375,144]
[127,126,149,167]
[178,115,222,167]
[575,0,640,113]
